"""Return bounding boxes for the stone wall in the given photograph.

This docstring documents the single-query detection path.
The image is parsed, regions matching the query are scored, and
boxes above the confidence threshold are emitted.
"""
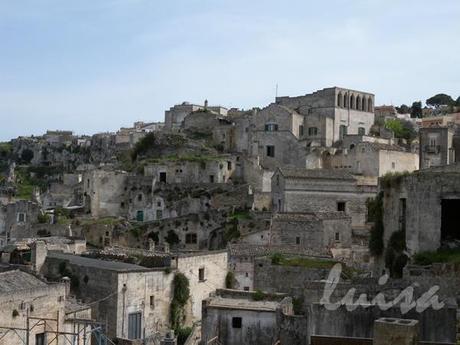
[176,251,228,324]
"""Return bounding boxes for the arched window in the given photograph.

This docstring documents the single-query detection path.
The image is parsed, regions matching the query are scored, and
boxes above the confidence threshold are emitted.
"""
[343,94,348,108]
[350,95,355,109]
[356,96,361,111]
[362,97,366,111]
[368,97,373,112]
[337,93,342,107]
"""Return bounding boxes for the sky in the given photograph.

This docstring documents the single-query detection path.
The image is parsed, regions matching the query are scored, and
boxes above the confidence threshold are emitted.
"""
[0,0,459,141]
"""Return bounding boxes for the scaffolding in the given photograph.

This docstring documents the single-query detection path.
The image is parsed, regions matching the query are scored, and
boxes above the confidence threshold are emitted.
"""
[0,311,114,345]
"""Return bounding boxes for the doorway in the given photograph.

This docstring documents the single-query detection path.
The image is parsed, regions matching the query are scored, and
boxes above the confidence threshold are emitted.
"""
[441,199,460,241]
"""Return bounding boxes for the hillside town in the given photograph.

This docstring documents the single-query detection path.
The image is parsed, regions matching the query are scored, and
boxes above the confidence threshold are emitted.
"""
[1,86,460,345]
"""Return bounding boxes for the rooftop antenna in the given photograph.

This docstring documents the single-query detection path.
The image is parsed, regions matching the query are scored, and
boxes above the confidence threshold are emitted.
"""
[275,83,278,100]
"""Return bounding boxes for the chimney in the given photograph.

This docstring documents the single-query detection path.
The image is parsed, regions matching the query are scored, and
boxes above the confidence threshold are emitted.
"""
[373,318,419,345]
[204,99,208,110]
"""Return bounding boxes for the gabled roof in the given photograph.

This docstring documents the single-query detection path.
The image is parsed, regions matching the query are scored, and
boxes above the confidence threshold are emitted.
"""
[0,270,47,293]
[277,167,355,180]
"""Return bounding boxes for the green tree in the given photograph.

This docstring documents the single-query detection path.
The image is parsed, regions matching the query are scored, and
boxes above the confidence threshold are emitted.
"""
[20,149,34,164]
[384,119,416,143]
[410,101,422,118]
[456,96,460,107]
[397,104,410,114]
[426,93,454,107]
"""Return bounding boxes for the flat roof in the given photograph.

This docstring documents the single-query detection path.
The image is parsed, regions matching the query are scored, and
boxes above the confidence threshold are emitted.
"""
[207,296,280,312]
[48,251,160,273]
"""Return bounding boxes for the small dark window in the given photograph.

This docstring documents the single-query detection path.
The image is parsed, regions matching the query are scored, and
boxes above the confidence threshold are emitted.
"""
[159,172,167,183]
[186,233,197,244]
[137,194,142,201]
[337,202,346,212]
[227,161,232,170]
[296,236,300,245]
[121,202,125,208]
[243,287,250,291]
[199,268,205,281]
[36,333,45,345]
[299,125,304,136]
[266,145,275,157]
[209,175,215,183]
[265,123,278,132]
[335,232,340,241]
[150,295,155,307]
[232,317,242,328]
[308,127,318,136]
[358,127,365,136]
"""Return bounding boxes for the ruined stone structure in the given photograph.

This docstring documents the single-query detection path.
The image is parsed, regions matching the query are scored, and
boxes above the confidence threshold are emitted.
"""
[382,164,460,254]
[201,289,297,345]
[164,102,228,131]
[271,168,377,228]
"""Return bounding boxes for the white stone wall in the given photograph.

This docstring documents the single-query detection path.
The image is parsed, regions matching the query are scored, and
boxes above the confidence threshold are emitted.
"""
[176,251,228,324]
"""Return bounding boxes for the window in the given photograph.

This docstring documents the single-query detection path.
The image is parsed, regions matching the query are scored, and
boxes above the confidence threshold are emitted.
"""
[264,123,279,132]
[227,161,232,170]
[121,202,125,208]
[358,127,365,136]
[296,236,300,245]
[308,127,318,136]
[136,210,144,222]
[36,334,45,345]
[156,209,163,220]
[150,296,155,308]
[186,233,197,244]
[243,287,250,291]
[157,201,162,207]
[198,268,205,281]
[399,198,406,232]
[392,162,396,169]
[266,145,275,157]
[337,93,342,107]
[17,213,26,223]
[245,272,249,277]
[232,317,242,328]
[337,202,346,212]
[335,232,340,241]
[128,312,142,339]
[159,172,167,183]
[278,199,282,212]
[299,125,304,136]
[137,194,143,201]
[339,125,347,140]
[276,175,280,186]
[209,175,215,183]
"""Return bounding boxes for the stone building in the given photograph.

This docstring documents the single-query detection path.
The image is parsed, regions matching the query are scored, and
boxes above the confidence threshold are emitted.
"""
[83,168,128,218]
[419,125,459,169]
[327,142,419,177]
[174,251,228,324]
[201,289,298,345]
[0,200,42,245]
[42,250,228,340]
[227,244,311,291]
[164,101,227,131]
[269,212,352,254]
[276,86,375,146]
[250,103,307,170]
[271,168,377,228]
[382,164,460,254]
[143,155,236,184]
[42,251,174,340]
[0,269,92,345]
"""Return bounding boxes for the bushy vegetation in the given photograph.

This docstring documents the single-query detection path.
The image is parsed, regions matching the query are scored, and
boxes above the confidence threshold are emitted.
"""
[170,273,190,331]
[270,253,337,269]
[368,192,384,256]
[380,171,410,189]
[225,271,235,289]
[131,132,156,161]
[413,248,460,266]
[384,119,416,143]
[385,230,407,278]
